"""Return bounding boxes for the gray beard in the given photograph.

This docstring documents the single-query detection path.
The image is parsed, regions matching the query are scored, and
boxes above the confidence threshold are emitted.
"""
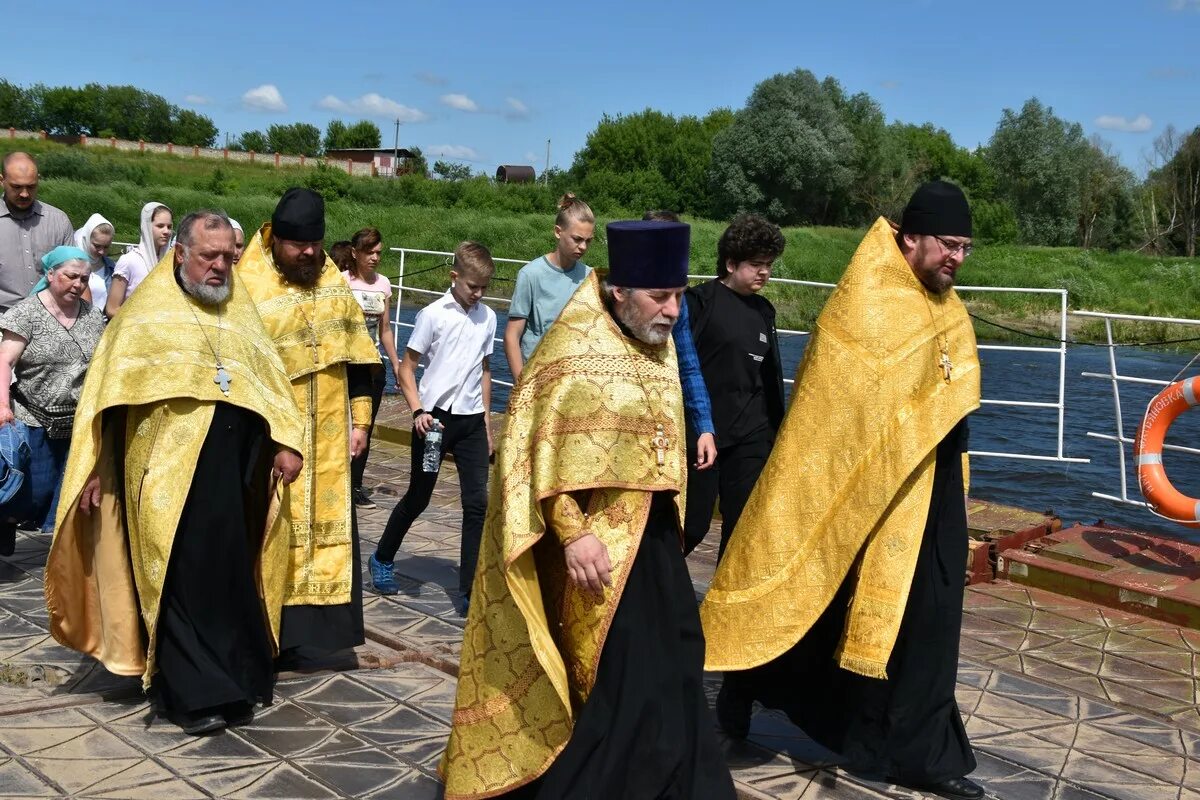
[614,299,671,347]
[181,274,231,306]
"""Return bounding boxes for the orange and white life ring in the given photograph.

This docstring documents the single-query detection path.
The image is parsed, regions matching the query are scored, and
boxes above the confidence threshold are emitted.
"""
[1135,376,1200,528]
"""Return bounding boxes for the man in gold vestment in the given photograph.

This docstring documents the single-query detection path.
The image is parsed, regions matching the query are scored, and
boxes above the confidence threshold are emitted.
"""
[702,182,985,800]
[441,220,735,800]
[237,188,380,666]
[44,210,305,734]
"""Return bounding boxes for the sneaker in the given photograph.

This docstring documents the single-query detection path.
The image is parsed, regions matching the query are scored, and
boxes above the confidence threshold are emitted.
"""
[353,487,377,509]
[369,553,399,595]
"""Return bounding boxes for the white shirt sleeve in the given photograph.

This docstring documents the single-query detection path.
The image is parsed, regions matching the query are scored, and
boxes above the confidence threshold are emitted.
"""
[406,306,435,355]
[484,308,497,357]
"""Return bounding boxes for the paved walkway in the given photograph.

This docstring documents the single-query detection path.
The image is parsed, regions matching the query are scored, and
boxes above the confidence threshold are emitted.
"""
[1,426,1199,798]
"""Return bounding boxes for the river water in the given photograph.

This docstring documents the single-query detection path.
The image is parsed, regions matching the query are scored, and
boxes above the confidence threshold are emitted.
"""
[396,303,1200,541]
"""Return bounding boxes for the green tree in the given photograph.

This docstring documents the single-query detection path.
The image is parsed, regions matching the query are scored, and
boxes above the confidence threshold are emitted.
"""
[39,85,90,135]
[1147,125,1200,257]
[233,130,269,153]
[324,119,383,151]
[572,107,733,215]
[0,80,35,129]
[708,68,856,224]
[342,120,382,149]
[171,109,218,147]
[433,160,473,181]
[267,122,322,156]
[985,98,1091,246]
[323,119,347,151]
[402,146,429,178]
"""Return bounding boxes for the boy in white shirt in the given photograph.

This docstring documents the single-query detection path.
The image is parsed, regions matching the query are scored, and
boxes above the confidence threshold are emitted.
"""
[369,242,496,615]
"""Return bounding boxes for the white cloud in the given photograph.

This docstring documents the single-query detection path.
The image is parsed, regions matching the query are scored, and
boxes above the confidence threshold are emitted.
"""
[242,84,287,113]
[524,151,541,165]
[317,93,427,122]
[878,80,900,90]
[184,94,212,106]
[1094,113,1153,133]
[1168,0,1200,10]
[441,93,479,112]
[504,97,530,119]
[317,95,349,112]
[426,144,480,161]
[416,71,449,86]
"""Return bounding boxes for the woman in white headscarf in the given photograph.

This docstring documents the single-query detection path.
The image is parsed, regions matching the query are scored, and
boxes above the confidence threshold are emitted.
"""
[106,201,172,318]
[74,213,117,314]
[230,218,246,263]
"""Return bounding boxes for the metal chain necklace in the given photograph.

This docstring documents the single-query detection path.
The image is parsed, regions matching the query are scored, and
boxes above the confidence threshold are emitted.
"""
[188,301,232,395]
[923,291,953,382]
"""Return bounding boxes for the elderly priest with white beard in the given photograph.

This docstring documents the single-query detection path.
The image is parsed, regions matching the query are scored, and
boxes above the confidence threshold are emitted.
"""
[44,210,305,736]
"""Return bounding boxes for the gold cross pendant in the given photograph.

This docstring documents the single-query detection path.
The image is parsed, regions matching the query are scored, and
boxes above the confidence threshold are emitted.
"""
[939,350,953,382]
[651,423,670,467]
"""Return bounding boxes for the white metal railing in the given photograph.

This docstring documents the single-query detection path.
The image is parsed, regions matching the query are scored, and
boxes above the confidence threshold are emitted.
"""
[386,246,1084,463]
[747,275,1082,464]
[1074,310,1200,509]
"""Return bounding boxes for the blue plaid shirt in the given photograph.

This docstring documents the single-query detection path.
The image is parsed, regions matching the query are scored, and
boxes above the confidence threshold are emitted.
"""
[673,301,714,436]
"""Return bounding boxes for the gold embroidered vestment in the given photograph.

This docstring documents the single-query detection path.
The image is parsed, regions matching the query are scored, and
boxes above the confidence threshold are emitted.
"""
[700,218,981,679]
[43,252,304,687]
[237,224,379,606]
[440,272,686,799]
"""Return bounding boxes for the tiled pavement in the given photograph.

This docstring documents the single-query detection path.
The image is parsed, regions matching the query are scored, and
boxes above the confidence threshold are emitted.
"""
[2,436,1200,798]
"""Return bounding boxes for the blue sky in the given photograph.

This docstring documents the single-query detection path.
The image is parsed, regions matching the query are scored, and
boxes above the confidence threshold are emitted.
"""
[4,0,1198,175]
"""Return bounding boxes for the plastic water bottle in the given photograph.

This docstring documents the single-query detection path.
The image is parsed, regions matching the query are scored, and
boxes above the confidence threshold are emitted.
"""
[422,421,444,473]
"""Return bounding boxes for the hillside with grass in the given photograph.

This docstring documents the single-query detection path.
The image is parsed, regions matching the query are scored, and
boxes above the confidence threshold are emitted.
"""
[15,138,1200,344]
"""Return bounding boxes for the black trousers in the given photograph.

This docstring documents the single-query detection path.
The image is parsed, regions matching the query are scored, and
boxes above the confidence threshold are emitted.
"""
[682,426,774,557]
[375,409,488,596]
[350,358,387,490]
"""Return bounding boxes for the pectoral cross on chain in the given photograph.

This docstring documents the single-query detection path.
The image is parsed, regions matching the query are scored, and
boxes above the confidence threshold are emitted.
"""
[214,366,232,396]
[652,423,670,467]
[939,350,953,382]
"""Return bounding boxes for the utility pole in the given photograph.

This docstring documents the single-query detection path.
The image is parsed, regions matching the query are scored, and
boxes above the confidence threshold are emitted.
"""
[545,138,551,184]
[394,118,401,177]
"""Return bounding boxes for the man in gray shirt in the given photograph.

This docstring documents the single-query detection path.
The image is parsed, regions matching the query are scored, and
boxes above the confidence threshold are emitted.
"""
[0,153,74,311]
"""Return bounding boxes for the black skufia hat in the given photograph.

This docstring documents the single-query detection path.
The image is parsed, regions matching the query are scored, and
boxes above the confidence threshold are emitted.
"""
[605,220,690,288]
[900,180,972,238]
[272,187,326,241]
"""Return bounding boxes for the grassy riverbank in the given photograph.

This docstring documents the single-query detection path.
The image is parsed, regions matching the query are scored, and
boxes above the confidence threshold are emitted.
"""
[15,138,1200,344]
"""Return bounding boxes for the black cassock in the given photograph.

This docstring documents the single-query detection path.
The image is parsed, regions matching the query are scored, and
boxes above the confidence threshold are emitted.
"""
[731,419,976,785]
[505,494,736,800]
[152,402,274,718]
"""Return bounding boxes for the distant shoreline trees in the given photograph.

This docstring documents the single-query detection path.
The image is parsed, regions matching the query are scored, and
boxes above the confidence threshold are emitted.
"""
[0,80,218,148]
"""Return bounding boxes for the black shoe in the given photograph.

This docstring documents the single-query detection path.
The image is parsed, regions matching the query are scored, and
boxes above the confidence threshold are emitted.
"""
[177,712,226,736]
[909,776,985,800]
[223,703,255,729]
[715,679,752,739]
[353,487,377,509]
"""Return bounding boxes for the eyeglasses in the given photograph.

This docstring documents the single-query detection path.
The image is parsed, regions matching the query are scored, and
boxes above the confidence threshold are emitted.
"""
[931,235,973,258]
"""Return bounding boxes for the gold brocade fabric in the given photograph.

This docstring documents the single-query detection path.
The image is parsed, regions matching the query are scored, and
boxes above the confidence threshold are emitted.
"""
[440,272,686,800]
[700,218,981,679]
[43,252,304,686]
[238,224,380,606]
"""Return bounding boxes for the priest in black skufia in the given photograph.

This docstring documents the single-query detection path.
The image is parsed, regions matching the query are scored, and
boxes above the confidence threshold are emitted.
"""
[237,188,382,670]
[701,182,985,800]
[440,220,735,800]
[45,210,306,735]
[682,213,786,557]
